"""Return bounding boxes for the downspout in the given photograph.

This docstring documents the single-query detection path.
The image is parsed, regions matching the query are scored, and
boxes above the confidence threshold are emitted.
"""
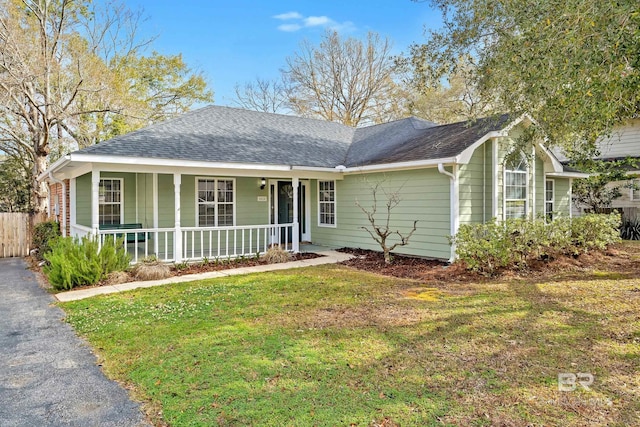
[48,172,67,237]
[438,163,459,263]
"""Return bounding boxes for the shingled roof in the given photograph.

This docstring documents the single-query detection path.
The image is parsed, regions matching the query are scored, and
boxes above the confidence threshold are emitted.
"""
[77,105,513,168]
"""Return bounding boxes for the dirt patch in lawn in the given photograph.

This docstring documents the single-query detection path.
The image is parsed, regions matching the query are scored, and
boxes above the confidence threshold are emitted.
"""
[337,241,640,285]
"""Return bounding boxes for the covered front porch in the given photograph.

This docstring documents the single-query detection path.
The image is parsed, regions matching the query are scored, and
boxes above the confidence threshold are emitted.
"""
[46,157,340,263]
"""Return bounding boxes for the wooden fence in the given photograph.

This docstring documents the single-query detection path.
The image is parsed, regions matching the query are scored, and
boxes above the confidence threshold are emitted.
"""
[0,213,47,258]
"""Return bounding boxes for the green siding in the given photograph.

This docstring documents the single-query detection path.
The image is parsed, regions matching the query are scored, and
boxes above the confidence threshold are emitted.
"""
[459,143,489,225]
[157,174,175,227]
[76,173,91,227]
[311,169,452,260]
[554,178,571,217]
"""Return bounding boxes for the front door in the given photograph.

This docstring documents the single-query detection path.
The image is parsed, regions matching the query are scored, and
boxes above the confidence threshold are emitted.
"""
[270,180,310,243]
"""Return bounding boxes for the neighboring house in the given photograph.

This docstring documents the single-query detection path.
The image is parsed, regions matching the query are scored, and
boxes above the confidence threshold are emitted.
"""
[39,106,583,263]
[559,119,640,218]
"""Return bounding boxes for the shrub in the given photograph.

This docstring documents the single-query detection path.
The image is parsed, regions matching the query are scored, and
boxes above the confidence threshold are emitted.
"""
[43,236,131,290]
[451,213,621,275]
[263,246,291,264]
[32,221,60,260]
[620,218,640,240]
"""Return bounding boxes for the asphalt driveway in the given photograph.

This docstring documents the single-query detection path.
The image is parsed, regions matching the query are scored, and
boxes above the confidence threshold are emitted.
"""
[0,257,150,427]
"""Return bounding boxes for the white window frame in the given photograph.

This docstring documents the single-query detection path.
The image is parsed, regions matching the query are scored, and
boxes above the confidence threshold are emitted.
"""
[503,154,529,220]
[545,179,555,221]
[195,177,236,227]
[317,180,337,228]
[631,179,640,201]
[98,178,124,225]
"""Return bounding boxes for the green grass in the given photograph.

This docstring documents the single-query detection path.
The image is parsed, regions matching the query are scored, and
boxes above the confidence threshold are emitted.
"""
[61,265,640,426]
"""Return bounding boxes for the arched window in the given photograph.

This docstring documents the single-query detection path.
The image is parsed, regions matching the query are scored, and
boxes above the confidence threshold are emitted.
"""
[504,153,528,219]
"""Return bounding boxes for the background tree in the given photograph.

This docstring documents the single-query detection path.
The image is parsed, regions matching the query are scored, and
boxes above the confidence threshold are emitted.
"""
[232,77,290,114]
[409,0,639,149]
[570,158,638,213]
[402,58,492,124]
[0,155,31,212]
[0,0,213,214]
[284,30,399,127]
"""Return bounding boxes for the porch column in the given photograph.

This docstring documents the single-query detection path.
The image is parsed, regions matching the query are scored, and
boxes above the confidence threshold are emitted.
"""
[173,173,182,263]
[153,173,159,256]
[292,177,300,253]
[91,169,100,235]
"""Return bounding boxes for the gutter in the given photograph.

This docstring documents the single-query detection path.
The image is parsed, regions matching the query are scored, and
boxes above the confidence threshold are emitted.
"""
[48,171,67,237]
[437,163,459,263]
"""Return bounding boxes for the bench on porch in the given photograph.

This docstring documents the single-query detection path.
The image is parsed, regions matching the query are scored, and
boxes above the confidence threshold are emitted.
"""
[99,223,147,244]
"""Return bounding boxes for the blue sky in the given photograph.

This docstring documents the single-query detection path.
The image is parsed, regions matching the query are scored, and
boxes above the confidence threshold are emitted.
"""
[124,1,442,106]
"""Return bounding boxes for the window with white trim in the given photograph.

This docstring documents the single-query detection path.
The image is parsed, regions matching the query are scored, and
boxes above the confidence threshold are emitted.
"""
[318,180,336,226]
[631,179,640,201]
[197,178,235,226]
[545,179,554,221]
[504,154,528,219]
[99,178,122,225]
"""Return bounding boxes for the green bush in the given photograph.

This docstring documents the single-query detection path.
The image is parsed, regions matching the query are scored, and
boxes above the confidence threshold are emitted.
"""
[43,236,131,290]
[32,221,60,260]
[451,213,621,275]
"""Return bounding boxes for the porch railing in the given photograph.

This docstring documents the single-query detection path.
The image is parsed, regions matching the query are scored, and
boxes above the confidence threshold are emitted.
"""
[181,223,294,261]
[92,223,295,264]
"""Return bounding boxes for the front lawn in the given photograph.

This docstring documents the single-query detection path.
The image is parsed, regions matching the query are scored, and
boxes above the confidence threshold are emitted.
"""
[61,261,640,426]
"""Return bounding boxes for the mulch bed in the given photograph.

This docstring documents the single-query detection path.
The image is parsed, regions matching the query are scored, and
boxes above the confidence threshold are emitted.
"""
[337,243,640,284]
[172,252,321,276]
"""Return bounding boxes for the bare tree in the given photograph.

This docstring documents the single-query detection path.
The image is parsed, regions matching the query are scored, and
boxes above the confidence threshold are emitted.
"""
[0,0,211,213]
[284,30,399,127]
[355,181,418,264]
[232,77,289,114]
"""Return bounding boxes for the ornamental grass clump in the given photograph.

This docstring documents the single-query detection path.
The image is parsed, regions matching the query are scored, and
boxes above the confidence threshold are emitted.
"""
[44,236,130,290]
[263,246,292,264]
[132,256,171,281]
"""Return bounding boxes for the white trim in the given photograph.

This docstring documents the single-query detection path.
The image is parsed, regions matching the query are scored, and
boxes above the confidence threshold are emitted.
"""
[153,173,159,256]
[546,171,590,179]
[173,173,182,263]
[531,146,536,218]
[292,177,300,252]
[492,139,499,219]
[70,178,76,232]
[301,180,311,241]
[91,169,100,232]
[437,163,459,263]
[135,173,139,223]
[545,179,555,220]
[195,176,237,227]
[569,179,573,219]
[503,153,529,220]
[98,177,124,225]
[342,158,457,174]
[317,180,337,228]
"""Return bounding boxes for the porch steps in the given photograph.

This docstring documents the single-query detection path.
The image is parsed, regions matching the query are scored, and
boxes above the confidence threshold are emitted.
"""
[55,250,353,302]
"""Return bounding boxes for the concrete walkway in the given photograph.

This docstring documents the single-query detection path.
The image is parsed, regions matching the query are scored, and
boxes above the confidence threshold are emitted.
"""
[56,249,353,303]
[0,257,150,427]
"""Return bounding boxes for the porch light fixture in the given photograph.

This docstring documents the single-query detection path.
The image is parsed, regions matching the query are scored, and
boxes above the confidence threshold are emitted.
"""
[260,177,266,190]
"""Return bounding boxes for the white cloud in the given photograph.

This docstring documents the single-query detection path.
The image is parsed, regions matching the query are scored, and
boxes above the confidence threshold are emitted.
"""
[273,11,303,20]
[274,12,356,33]
[277,24,302,32]
[303,16,331,27]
